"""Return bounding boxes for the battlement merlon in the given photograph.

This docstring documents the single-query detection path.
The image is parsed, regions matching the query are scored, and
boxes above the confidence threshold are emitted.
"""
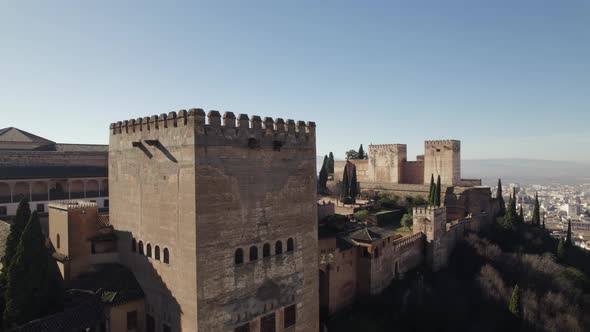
[424,140,460,147]
[109,109,316,146]
[48,200,98,211]
[369,144,407,149]
[413,205,447,216]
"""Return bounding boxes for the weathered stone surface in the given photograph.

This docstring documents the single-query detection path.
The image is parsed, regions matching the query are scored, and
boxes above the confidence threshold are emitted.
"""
[109,110,319,332]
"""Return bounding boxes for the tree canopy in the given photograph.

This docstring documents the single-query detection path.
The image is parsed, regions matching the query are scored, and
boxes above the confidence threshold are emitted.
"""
[3,211,54,327]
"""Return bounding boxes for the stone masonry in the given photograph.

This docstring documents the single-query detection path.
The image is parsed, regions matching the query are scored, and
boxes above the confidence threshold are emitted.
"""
[109,110,319,332]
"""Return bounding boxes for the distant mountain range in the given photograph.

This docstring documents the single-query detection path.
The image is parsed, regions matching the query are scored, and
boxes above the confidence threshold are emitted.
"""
[463,159,590,186]
[317,157,590,185]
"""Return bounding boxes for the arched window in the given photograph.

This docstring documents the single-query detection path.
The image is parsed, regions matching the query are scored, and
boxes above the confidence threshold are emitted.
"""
[56,234,60,249]
[163,248,169,264]
[146,244,152,258]
[132,238,137,252]
[263,243,271,258]
[275,241,283,255]
[138,241,144,255]
[235,248,244,265]
[249,246,258,261]
[155,246,160,260]
[287,238,294,252]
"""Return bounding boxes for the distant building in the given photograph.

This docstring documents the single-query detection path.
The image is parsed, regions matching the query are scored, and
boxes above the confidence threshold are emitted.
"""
[0,127,108,218]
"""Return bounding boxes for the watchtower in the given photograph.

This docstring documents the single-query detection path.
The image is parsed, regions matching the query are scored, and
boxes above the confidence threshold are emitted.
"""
[423,140,461,186]
[109,110,319,331]
[412,206,447,271]
[367,144,407,184]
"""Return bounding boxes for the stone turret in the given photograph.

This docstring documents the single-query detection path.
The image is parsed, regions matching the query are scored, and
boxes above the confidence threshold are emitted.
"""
[413,206,447,271]
[423,140,461,186]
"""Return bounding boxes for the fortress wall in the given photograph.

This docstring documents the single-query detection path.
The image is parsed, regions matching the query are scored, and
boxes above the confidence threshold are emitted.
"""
[317,201,335,221]
[368,144,406,184]
[401,161,424,184]
[109,110,319,332]
[109,111,199,331]
[368,233,424,295]
[359,182,439,199]
[191,112,318,332]
[423,140,461,186]
[333,159,369,184]
[325,247,358,315]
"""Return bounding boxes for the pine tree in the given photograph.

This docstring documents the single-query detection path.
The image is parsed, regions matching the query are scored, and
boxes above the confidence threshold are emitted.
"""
[0,199,31,326]
[3,211,52,327]
[508,284,521,318]
[327,152,335,174]
[358,145,365,160]
[496,179,506,217]
[318,155,328,191]
[566,219,572,246]
[434,175,442,207]
[428,174,435,205]
[532,192,541,226]
[349,164,358,203]
[341,163,350,200]
[557,238,566,262]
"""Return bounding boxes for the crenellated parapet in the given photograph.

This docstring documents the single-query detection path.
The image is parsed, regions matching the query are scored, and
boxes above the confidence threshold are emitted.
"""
[413,205,445,216]
[424,140,460,146]
[109,108,316,148]
[369,144,406,151]
[48,200,98,211]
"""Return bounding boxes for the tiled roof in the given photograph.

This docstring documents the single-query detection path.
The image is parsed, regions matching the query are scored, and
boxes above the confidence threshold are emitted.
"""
[54,144,108,152]
[0,127,55,145]
[97,214,111,228]
[349,228,381,242]
[0,166,107,180]
[7,290,103,332]
[69,264,144,306]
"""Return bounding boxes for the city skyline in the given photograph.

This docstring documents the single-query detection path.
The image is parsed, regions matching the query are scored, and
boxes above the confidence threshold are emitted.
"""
[1,1,589,161]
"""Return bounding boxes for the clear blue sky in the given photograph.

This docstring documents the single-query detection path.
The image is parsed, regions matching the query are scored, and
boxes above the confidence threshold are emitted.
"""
[1,1,589,161]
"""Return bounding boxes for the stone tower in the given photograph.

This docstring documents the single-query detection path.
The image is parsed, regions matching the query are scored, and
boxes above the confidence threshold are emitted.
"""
[109,110,319,332]
[367,144,407,184]
[412,206,447,271]
[423,140,461,186]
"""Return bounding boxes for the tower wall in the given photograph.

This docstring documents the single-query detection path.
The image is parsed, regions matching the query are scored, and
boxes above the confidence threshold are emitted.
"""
[412,206,447,271]
[423,140,461,186]
[367,144,407,184]
[109,110,319,332]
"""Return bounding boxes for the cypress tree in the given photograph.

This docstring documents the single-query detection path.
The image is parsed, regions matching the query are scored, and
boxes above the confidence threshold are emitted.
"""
[496,179,506,217]
[434,175,442,207]
[557,238,566,262]
[318,155,328,191]
[428,174,435,205]
[358,145,365,160]
[566,219,572,246]
[341,163,350,200]
[327,152,335,174]
[519,205,524,224]
[532,192,541,226]
[504,190,519,227]
[508,284,521,318]
[349,164,358,203]
[0,199,31,326]
[3,211,52,327]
